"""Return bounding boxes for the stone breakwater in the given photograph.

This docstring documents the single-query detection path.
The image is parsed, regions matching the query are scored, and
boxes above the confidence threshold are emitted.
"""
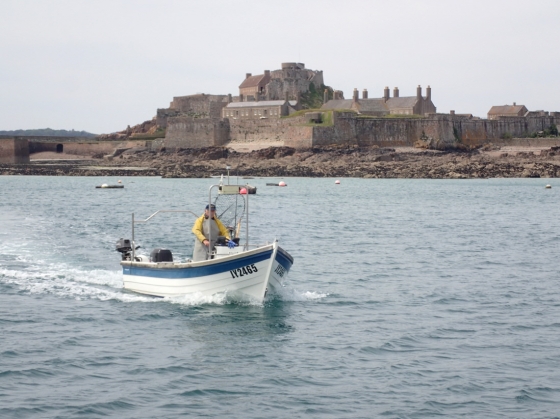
[2,146,560,178]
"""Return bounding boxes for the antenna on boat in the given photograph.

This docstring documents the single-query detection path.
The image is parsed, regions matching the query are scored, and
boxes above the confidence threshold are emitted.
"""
[226,166,231,185]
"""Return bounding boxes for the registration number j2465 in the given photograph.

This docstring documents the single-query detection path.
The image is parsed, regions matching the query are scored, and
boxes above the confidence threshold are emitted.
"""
[230,264,258,278]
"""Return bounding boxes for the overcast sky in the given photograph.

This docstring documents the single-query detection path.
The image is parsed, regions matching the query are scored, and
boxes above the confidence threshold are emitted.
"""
[1,0,559,134]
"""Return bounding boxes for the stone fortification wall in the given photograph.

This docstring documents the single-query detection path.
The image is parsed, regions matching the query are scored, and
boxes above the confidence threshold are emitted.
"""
[266,68,324,100]
[164,117,229,149]
[169,94,228,119]
[228,115,312,143]
[308,113,560,149]
[453,116,560,145]
[0,138,29,163]
[28,139,150,155]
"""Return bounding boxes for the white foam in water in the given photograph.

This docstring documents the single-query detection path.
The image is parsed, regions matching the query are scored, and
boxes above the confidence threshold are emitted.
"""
[268,285,329,302]
[1,240,325,306]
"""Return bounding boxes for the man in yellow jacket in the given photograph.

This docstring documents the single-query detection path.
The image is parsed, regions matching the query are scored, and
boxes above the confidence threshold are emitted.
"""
[192,204,231,261]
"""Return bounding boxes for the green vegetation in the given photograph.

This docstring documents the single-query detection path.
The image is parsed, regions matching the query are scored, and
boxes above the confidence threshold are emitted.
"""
[501,132,513,140]
[528,125,558,138]
[545,124,558,136]
[377,114,425,119]
[0,128,97,137]
[131,128,166,140]
[453,127,460,142]
[299,83,333,109]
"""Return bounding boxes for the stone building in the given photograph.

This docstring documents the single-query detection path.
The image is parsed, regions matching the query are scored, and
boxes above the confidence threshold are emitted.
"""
[322,85,436,116]
[156,93,229,128]
[222,99,299,120]
[487,103,528,119]
[238,62,324,102]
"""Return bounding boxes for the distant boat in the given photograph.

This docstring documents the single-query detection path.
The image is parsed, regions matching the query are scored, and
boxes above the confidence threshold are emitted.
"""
[96,184,124,189]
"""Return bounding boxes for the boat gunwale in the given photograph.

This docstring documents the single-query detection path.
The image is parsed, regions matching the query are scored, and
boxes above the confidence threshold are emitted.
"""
[121,243,276,270]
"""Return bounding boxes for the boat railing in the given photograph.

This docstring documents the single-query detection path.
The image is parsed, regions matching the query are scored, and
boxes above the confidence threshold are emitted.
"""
[131,210,199,261]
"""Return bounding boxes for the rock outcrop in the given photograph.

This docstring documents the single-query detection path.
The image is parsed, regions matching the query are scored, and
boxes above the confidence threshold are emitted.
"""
[4,145,559,179]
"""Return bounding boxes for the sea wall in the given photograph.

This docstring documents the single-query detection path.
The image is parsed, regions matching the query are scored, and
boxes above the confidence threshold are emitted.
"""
[0,138,29,163]
[228,115,312,145]
[164,117,230,149]
[29,140,150,155]
[306,114,560,149]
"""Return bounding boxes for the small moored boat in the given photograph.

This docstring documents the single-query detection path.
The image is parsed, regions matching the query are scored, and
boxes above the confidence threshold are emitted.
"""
[116,181,293,301]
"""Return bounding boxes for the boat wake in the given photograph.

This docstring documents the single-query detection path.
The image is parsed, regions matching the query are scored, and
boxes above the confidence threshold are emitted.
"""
[0,260,326,306]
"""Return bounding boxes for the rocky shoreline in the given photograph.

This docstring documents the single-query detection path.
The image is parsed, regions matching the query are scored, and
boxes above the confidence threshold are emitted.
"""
[2,145,560,179]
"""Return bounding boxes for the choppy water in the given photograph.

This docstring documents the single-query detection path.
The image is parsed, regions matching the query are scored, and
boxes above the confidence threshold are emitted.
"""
[1,175,560,418]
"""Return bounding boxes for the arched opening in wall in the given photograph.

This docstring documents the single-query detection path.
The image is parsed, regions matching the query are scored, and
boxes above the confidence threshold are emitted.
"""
[56,144,63,153]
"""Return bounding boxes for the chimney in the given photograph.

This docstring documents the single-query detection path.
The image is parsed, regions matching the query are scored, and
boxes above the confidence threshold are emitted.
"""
[240,93,244,102]
[264,70,270,78]
[513,102,516,106]
[426,85,431,101]
[362,89,368,99]
[324,89,329,104]
[417,85,422,99]
[450,110,455,115]
[353,88,358,102]
[383,86,389,102]
[393,87,399,98]
[228,93,232,103]
[246,73,252,79]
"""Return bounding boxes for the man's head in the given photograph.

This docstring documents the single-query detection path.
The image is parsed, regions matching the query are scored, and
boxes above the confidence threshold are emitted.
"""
[204,204,216,217]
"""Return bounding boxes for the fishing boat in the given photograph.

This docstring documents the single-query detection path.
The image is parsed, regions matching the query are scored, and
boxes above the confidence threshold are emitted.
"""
[116,182,293,301]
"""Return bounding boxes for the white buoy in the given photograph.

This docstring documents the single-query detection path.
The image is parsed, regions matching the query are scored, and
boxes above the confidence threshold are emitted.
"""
[118,180,122,184]
[545,184,551,189]
[335,180,340,184]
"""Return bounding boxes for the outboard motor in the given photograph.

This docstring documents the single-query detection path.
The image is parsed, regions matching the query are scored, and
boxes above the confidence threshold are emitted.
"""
[150,248,173,262]
[116,238,139,261]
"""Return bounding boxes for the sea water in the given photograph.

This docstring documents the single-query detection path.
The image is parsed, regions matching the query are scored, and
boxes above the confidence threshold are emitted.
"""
[1,176,559,419]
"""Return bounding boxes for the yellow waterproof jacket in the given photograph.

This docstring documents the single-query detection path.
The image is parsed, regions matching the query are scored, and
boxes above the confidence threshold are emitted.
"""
[192,215,230,243]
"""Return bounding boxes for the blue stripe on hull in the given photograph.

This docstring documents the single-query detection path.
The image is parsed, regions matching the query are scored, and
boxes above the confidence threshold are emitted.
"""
[275,247,293,272]
[123,249,273,279]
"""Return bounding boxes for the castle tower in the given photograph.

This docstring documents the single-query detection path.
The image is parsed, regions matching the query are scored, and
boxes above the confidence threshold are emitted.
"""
[362,89,368,99]
[383,86,389,102]
[393,87,399,98]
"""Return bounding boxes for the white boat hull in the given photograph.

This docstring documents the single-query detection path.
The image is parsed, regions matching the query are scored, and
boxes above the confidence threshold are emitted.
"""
[121,242,293,301]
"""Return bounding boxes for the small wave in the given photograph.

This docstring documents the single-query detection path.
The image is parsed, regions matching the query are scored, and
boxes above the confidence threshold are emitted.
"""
[270,286,328,302]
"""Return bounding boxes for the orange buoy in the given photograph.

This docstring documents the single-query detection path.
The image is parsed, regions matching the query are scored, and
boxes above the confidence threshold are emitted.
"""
[240,187,248,194]
[278,181,287,187]
[335,180,340,184]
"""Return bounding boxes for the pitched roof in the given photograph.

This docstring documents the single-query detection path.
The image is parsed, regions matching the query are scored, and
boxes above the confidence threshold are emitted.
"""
[321,99,355,110]
[239,73,270,89]
[488,105,527,115]
[226,100,286,108]
[356,99,389,113]
[386,97,418,109]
